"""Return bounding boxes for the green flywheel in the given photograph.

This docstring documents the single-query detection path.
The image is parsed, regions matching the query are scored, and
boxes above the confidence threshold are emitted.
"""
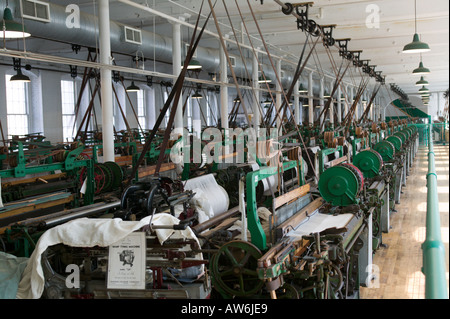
[353,149,383,178]
[373,140,395,162]
[401,129,411,140]
[386,135,402,151]
[393,131,407,144]
[318,165,361,206]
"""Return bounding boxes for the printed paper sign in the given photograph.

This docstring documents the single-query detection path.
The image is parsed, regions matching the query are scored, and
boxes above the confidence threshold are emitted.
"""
[107,232,146,290]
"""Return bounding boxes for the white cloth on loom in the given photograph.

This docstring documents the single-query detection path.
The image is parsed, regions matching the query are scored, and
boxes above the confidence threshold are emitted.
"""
[286,212,355,239]
[16,213,202,299]
[183,174,229,224]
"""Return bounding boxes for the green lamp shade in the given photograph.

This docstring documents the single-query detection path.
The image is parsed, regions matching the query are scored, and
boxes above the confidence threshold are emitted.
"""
[415,76,429,86]
[10,69,30,82]
[418,85,429,93]
[298,84,308,93]
[402,33,431,54]
[183,59,202,70]
[323,91,331,98]
[340,94,345,101]
[412,61,430,75]
[126,81,140,92]
[2,7,31,39]
[257,75,271,83]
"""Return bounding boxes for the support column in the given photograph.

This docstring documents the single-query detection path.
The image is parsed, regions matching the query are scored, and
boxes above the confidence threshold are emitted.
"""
[337,85,342,124]
[344,85,349,117]
[99,0,114,162]
[252,51,260,130]
[319,77,324,128]
[308,72,314,126]
[294,80,300,125]
[172,21,184,134]
[349,86,354,122]
[276,59,282,133]
[219,41,228,130]
[329,80,334,128]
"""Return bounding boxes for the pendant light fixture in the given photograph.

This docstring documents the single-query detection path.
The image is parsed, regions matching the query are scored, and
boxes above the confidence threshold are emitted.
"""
[257,73,271,83]
[412,55,431,75]
[10,58,30,83]
[126,81,140,92]
[418,85,429,95]
[191,90,203,99]
[183,58,202,70]
[402,0,430,54]
[2,3,31,39]
[415,76,429,86]
[298,83,308,94]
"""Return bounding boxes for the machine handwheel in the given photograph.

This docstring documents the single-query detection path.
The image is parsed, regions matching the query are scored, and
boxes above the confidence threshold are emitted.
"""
[210,240,264,298]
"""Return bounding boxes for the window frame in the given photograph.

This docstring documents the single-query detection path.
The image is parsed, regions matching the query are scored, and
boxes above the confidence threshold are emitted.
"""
[20,0,51,23]
[60,79,77,142]
[5,74,30,138]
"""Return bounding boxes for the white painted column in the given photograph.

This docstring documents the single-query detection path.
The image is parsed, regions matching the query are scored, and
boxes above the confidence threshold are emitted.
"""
[99,0,115,162]
[219,41,228,130]
[252,51,260,130]
[337,85,342,124]
[329,81,334,127]
[344,85,349,117]
[319,77,324,128]
[349,87,354,122]
[275,59,282,132]
[294,80,300,125]
[308,72,314,126]
[172,21,184,134]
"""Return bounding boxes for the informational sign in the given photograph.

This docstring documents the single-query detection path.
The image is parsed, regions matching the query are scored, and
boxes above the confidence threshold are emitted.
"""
[107,232,146,290]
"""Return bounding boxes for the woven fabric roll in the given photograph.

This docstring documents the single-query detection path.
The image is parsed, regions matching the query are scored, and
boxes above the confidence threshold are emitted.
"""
[183,174,230,223]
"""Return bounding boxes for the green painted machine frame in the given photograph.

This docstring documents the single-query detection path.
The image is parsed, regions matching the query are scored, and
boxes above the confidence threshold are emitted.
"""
[246,160,299,251]
[0,142,95,205]
[318,146,344,176]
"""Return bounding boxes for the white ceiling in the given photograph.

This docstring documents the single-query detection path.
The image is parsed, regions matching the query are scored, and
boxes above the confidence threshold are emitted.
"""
[10,0,450,99]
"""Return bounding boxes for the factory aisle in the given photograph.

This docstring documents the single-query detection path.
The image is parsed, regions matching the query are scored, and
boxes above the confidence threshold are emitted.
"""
[360,144,449,299]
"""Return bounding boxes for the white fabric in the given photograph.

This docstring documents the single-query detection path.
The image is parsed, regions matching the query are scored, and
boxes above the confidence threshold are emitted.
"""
[183,174,229,223]
[16,213,201,299]
[287,212,355,239]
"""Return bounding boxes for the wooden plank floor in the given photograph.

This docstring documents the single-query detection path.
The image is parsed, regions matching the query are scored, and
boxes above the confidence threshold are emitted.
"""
[360,144,449,299]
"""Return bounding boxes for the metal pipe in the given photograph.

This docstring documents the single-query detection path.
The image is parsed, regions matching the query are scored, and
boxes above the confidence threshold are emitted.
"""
[42,201,121,228]
[422,125,448,299]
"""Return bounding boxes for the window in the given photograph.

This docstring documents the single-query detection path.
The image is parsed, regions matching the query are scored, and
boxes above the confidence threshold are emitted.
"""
[229,56,236,67]
[124,26,142,45]
[137,90,146,130]
[185,43,198,58]
[5,74,29,138]
[61,80,77,142]
[21,0,51,23]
